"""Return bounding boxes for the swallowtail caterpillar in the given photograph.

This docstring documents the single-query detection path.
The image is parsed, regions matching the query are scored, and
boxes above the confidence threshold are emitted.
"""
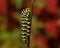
[20,8,32,46]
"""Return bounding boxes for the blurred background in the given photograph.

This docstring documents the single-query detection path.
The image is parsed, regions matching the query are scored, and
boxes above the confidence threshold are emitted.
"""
[0,0,60,48]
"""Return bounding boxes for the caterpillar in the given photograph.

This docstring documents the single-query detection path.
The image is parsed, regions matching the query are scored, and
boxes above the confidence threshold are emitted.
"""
[20,8,32,46]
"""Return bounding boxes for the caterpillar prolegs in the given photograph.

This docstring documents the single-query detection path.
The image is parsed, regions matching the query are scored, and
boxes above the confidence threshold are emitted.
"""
[20,8,32,46]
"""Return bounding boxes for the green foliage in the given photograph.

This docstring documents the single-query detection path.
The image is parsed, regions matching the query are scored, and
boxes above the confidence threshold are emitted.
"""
[14,0,24,9]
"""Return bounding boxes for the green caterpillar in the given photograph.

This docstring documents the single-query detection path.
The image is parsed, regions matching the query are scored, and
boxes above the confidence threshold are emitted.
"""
[20,8,31,46]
